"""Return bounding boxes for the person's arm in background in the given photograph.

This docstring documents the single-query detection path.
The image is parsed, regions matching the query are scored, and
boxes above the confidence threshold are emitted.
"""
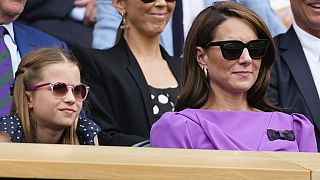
[205,0,287,37]
[237,0,287,36]
[92,0,121,49]
[19,0,74,20]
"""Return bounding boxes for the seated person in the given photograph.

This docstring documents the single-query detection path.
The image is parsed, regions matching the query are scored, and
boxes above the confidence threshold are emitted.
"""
[0,48,100,145]
[150,2,317,152]
[73,0,181,146]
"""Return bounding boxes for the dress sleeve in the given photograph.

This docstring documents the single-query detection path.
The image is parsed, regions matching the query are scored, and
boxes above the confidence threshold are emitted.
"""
[150,112,194,148]
[77,116,101,145]
[0,115,23,142]
[292,113,318,152]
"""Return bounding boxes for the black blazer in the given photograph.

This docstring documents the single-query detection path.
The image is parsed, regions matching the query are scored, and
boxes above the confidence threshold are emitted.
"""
[73,38,181,146]
[267,26,320,151]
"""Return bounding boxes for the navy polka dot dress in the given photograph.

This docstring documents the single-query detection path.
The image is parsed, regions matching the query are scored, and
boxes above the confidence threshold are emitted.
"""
[0,115,101,145]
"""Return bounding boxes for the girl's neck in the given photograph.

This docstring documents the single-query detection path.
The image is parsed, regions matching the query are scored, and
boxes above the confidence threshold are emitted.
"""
[35,127,65,144]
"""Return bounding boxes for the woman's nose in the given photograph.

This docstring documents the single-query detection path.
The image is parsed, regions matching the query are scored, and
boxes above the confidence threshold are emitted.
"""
[238,48,252,65]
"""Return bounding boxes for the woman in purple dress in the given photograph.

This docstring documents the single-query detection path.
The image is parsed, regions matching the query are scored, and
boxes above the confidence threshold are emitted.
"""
[150,2,317,152]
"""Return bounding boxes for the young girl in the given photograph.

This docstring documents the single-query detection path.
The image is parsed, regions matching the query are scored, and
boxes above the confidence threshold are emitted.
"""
[0,48,100,145]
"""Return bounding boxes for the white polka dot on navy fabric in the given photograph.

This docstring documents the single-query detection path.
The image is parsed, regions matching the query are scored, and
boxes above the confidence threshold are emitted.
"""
[158,94,169,104]
[151,94,155,99]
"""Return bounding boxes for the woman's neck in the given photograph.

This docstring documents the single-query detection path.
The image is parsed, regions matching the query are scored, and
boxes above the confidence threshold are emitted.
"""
[124,30,162,62]
[203,87,252,112]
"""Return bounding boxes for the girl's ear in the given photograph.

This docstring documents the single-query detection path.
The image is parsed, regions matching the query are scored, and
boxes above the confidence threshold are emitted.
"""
[113,0,126,15]
[26,92,33,109]
[196,46,208,69]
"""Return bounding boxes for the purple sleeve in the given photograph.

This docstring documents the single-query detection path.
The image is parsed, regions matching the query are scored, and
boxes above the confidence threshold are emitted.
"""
[150,112,194,148]
[292,113,318,152]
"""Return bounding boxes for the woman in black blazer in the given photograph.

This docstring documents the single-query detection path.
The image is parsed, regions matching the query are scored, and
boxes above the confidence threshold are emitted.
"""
[73,0,181,146]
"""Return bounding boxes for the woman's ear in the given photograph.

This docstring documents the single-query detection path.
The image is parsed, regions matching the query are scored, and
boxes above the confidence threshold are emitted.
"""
[26,92,33,109]
[196,46,207,68]
[113,0,126,14]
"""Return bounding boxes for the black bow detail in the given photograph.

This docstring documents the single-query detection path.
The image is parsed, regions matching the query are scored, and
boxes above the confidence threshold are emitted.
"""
[267,129,295,141]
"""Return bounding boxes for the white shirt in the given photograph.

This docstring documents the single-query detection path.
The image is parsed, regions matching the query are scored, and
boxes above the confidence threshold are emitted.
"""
[182,0,205,39]
[293,21,320,99]
[1,23,22,77]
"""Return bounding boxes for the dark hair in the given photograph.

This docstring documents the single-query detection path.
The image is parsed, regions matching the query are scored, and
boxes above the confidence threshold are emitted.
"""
[10,48,80,144]
[175,1,277,112]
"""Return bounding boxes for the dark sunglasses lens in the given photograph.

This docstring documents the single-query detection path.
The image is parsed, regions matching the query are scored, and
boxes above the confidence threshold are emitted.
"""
[222,42,244,60]
[248,40,268,59]
[52,83,68,97]
[141,0,175,3]
[141,0,155,3]
[74,84,88,101]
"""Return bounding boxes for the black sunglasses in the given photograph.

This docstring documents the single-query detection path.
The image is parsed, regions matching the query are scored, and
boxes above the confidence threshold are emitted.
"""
[141,0,175,3]
[205,39,269,60]
[26,82,90,102]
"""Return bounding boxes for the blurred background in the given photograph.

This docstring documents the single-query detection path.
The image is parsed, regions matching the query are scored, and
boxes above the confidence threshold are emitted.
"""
[270,0,293,28]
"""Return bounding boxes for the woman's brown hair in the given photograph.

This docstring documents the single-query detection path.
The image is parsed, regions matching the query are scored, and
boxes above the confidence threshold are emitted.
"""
[175,2,277,112]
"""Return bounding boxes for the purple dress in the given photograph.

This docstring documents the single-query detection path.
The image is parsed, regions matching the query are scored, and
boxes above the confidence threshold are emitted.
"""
[150,109,318,152]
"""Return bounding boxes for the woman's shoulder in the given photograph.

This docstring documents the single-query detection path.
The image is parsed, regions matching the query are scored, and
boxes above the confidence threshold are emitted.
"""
[270,111,310,121]
[155,109,203,126]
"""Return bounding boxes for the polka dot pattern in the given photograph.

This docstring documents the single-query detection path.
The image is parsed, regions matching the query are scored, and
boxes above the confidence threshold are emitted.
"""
[149,85,179,121]
[0,115,101,145]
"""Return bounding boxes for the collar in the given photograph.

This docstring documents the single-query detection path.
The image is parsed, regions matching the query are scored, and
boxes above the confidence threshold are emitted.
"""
[293,21,320,62]
[1,22,16,43]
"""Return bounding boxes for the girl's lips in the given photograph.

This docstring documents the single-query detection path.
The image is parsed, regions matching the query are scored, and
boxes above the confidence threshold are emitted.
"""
[59,108,76,114]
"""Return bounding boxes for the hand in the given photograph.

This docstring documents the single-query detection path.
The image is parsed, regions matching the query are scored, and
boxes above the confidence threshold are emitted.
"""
[74,0,91,7]
[83,0,96,27]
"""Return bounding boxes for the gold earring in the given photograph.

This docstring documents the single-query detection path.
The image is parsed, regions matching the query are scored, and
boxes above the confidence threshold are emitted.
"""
[204,67,208,79]
[120,12,129,30]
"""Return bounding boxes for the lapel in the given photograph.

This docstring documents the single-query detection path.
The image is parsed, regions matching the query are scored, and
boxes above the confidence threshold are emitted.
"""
[13,23,37,58]
[118,38,180,127]
[117,39,154,127]
[279,26,320,130]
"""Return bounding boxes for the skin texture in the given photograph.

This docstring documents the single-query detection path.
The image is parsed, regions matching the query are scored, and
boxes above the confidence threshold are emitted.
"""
[26,62,83,143]
[113,0,175,38]
[0,0,26,24]
[290,0,320,37]
[196,17,262,111]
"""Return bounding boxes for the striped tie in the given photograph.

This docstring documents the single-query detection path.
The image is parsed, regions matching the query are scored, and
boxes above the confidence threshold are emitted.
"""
[0,26,13,115]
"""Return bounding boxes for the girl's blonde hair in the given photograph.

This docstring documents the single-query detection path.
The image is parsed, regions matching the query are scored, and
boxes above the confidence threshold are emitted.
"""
[11,48,80,144]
